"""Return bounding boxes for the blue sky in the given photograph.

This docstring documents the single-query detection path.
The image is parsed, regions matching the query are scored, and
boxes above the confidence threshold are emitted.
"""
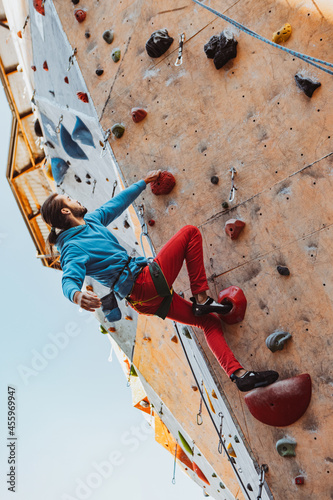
[0,87,203,500]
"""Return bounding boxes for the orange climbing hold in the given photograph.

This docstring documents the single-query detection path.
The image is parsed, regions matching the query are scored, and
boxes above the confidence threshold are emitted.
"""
[193,463,210,485]
[225,219,245,240]
[33,0,45,16]
[77,92,89,103]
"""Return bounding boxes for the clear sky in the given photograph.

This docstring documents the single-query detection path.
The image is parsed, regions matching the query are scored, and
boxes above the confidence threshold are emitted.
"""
[0,87,203,500]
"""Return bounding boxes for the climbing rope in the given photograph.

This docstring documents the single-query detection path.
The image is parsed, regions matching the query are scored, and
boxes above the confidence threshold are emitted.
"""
[174,324,252,500]
[192,0,333,77]
[172,442,178,484]
[137,204,155,259]
[197,380,204,425]
[218,411,224,454]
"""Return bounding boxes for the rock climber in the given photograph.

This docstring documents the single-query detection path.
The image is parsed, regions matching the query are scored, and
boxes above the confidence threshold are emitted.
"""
[41,170,278,392]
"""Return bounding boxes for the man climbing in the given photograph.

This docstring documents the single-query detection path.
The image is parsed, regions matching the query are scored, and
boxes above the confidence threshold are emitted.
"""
[41,170,278,392]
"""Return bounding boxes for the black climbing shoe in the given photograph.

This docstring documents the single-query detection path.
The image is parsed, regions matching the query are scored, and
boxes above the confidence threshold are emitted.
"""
[190,296,233,316]
[230,370,279,392]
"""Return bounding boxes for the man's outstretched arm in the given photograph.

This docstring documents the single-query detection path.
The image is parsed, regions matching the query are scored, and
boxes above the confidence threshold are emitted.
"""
[89,170,161,226]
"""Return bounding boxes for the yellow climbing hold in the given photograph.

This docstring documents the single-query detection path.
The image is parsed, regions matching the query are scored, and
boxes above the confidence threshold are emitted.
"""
[203,383,216,414]
[227,443,237,458]
[211,389,218,399]
[44,163,54,181]
[272,23,292,44]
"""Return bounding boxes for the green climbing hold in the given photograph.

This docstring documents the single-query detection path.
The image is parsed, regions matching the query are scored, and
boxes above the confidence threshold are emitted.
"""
[182,326,192,339]
[212,473,217,478]
[178,431,193,456]
[276,438,296,457]
[99,325,108,334]
[111,123,125,138]
[111,48,121,62]
[219,482,225,489]
[130,365,138,377]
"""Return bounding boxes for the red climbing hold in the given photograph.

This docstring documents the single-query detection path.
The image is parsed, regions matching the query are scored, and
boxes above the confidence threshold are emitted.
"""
[31,65,36,72]
[151,171,175,195]
[225,219,245,240]
[244,373,312,427]
[33,0,45,16]
[148,219,155,226]
[43,61,48,71]
[64,76,69,84]
[217,286,247,324]
[74,9,86,23]
[295,476,305,485]
[193,463,210,485]
[77,92,89,103]
[177,447,193,470]
[131,108,147,123]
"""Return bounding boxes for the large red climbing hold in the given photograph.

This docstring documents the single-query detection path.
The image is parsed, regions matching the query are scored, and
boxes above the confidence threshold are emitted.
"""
[77,92,89,103]
[131,108,147,123]
[74,9,86,23]
[151,171,175,195]
[192,463,210,485]
[33,0,45,16]
[217,286,247,324]
[244,374,312,427]
[225,219,245,240]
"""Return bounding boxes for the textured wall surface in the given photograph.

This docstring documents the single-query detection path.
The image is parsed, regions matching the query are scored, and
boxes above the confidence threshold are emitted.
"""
[51,0,333,498]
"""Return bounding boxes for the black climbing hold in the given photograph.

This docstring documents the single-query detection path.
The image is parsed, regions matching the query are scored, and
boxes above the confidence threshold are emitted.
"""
[86,180,91,185]
[277,265,290,276]
[102,29,114,44]
[34,119,43,137]
[86,173,91,179]
[75,174,82,183]
[49,90,55,97]
[222,201,229,209]
[211,175,219,185]
[71,0,80,4]
[145,28,174,58]
[295,74,321,98]
[182,326,192,339]
[204,30,238,69]
[44,140,55,149]
[85,31,90,39]
[124,219,130,229]
[247,484,253,492]
[95,68,104,76]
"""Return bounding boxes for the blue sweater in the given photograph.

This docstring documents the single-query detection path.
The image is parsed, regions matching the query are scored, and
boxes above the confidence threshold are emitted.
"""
[56,180,148,302]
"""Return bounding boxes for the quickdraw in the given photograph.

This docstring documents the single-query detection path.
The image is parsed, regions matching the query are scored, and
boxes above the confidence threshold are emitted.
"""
[175,33,185,66]
[196,381,204,425]
[67,48,77,72]
[138,204,156,258]
[257,464,269,500]
[229,167,237,203]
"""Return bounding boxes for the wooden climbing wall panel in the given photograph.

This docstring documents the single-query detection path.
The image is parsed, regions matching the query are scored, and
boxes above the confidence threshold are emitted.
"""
[53,0,333,498]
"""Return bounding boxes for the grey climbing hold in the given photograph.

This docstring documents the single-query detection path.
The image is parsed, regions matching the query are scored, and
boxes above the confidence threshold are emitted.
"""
[182,326,192,339]
[276,438,296,457]
[211,175,219,185]
[111,48,121,62]
[95,68,104,76]
[295,74,321,98]
[219,482,225,489]
[277,265,290,276]
[145,28,174,58]
[103,29,114,44]
[72,116,95,148]
[111,123,125,138]
[266,330,292,352]
[204,30,238,69]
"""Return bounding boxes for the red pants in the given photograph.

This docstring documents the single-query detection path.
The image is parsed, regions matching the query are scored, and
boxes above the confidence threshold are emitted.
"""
[128,225,243,377]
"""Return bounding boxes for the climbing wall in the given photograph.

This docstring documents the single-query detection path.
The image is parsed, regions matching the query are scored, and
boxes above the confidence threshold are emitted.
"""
[37,0,333,498]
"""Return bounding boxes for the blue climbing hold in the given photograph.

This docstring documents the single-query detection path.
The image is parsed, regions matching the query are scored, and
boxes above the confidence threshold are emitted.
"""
[50,158,69,185]
[72,116,95,148]
[40,113,59,145]
[60,124,88,160]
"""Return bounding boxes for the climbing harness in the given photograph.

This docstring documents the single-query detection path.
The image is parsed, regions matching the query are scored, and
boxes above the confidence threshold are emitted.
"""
[175,33,185,66]
[100,129,111,157]
[111,180,118,198]
[148,261,174,319]
[55,115,63,134]
[197,381,204,425]
[174,324,252,500]
[138,204,155,258]
[229,167,237,203]
[193,0,333,77]
[218,412,224,454]
[172,442,178,484]
[257,464,269,500]
[67,48,77,72]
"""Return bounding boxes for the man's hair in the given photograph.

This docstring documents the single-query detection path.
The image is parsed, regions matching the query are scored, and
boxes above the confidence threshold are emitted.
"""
[40,193,71,255]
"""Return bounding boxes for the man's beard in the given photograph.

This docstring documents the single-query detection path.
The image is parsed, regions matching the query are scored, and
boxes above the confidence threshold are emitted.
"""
[71,205,88,218]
